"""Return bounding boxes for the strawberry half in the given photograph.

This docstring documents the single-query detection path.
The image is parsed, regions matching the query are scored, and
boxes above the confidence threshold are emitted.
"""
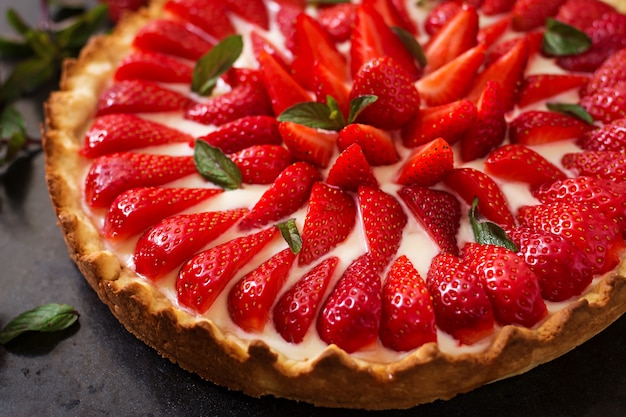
[326,144,379,192]
[114,51,193,84]
[510,0,566,31]
[562,150,626,183]
[134,208,248,280]
[317,3,356,43]
[336,123,399,166]
[509,110,595,145]
[84,153,198,209]
[555,0,618,31]
[299,183,357,266]
[96,80,195,116]
[279,122,337,169]
[312,63,351,119]
[132,18,215,61]
[103,187,222,240]
[358,186,408,272]
[579,83,626,124]
[517,74,590,108]
[316,254,382,353]
[239,162,321,231]
[223,0,269,30]
[363,0,417,35]
[164,0,235,40]
[230,144,293,185]
[424,1,462,36]
[398,185,461,256]
[583,49,626,97]
[426,252,495,345]
[228,248,296,332]
[576,117,626,152]
[380,255,437,351]
[176,226,279,314]
[395,137,455,187]
[197,115,281,154]
[462,243,547,327]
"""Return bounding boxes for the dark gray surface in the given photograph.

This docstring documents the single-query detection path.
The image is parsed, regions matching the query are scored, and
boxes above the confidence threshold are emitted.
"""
[2,3,626,417]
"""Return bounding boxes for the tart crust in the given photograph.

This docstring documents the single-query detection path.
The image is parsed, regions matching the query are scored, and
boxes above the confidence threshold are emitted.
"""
[43,0,626,410]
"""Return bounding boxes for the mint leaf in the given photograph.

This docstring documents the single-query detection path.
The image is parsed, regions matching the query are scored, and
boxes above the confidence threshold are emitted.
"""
[55,4,109,52]
[0,55,57,102]
[347,95,377,124]
[542,19,592,56]
[194,139,242,190]
[278,101,345,130]
[0,303,79,344]
[546,102,594,124]
[277,218,302,254]
[192,35,243,96]
[391,26,427,68]
[469,197,518,251]
[0,105,28,165]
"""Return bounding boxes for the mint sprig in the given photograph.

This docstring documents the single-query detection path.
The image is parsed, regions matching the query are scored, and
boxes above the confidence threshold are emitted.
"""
[542,18,592,57]
[191,34,243,96]
[193,139,242,190]
[0,303,79,344]
[469,197,518,252]
[278,94,378,130]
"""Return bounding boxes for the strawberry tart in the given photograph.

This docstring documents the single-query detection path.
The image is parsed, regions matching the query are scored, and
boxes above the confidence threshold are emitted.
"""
[44,0,626,410]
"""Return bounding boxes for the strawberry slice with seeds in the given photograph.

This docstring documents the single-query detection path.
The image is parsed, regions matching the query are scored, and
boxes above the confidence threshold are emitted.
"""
[579,83,626,124]
[135,208,248,280]
[197,115,281,154]
[398,185,461,256]
[402,99,477,148]
[164,0,235,40]
[507,226,594,301]
[577,118,626,152]
[462,243,547,327]
[223,0,269,30]
[482,32,543,70]
[317,3,356,43]
[358,186,408,272]
[555,0,618,31]
[84,153,198,209]
[114,51,193,84]
[444,167,515,227]
[316,254,382,353]
[482,0,516,15]
[103,187,222,240]
[511,0,566,31]
[230,145,293,185]
[273,256,339,343]
[312,63,351,119]
[336,123,399,166]
[509,110,596,146]
[485,144,567,189]
[132,18,215,60]
[279,122,337,169]
[239,162,320,231]
[562,151,626,183]
[299,183,357,266]
[176,227,278,314]
[395,137,454,187]
[582,49,626,97]
[380,255,437,351]
[96,80,195,116]
[477,15,511,47]
[426,252,495,345]
[326,144,379,192]
[363,0,417,34]
[81,114,193,158]
[275,2,303,52]
[517,74,590,108]
[424,1,461,36]
[228,248,296,332]
[250,30,291,72]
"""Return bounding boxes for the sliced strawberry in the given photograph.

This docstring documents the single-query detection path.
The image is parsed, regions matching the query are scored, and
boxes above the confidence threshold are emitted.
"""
[250,30,291,72]
[273,256,339,343]
[511,0,566,31]
[257,50,312,116]
[228,248,296,332]
[316,254,382,353]
[555,0,618,31]
[582,49,626,97]
[517,74,590,108]
[132,18,215,60]
[336,123,399,166]
[299,183,356,266]
[197,116,281,154]
[312,63,351,119]
[96,80,195,116]
[223,0,269,29]
[239,162,321,231]
[485,144,567,189]
[507,226,594,301]
[426,252,494,345]
[164,0,235,39]
[349,56,421,130]
[317,2,356,43]
[279,122,337,169]
[443,167,515,227]
[576,118,626,152]
[461,243,547,327]
[380,255,437,351]
[113,51,193,83]
[84,153,198,209]
[562,150,626,183]
[482,0,516,15]
[518,201,625,274]
[579,82,626,124]
[459,80,506,162]
[398,185,461,256]
[134,208,248,280]
[402,99,477,148]
[275,2,303,52]
[424,1,461,36]
[417,43,487,106]
[80,114,192,158]
[423,6,479,74]
[358,186,408,272]
[103,187,222,240]
[176,227,278,314]
[185,69,273,126]
[477,15,511,47]
[395,137,454,187]
[509,110,595,145]
[326,144,379,191]
[483,31,543,70]
[230,145,293,185]
[388,0,419,34]
[350,4,421,80]
[363,0,417,34]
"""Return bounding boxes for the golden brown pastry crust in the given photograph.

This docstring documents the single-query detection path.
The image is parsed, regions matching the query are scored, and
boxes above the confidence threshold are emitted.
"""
[43,0,626,409]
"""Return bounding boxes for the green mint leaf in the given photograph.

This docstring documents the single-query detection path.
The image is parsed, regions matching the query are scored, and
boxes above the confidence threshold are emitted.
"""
[347,95,378,124]
[546,102,594,124]
[192,35,243,96]
[326,95,347,127]
[277,219,302,254]
[278,101,344,131]
[193,139,242,190]
[0,55,57,102]
[0,105,28,165]
[0,303,79,344]
[391,26,427,68]
[6,8,32,36]
[469,197,518,252]
[55,4,109,52]
[542,19,592,57]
